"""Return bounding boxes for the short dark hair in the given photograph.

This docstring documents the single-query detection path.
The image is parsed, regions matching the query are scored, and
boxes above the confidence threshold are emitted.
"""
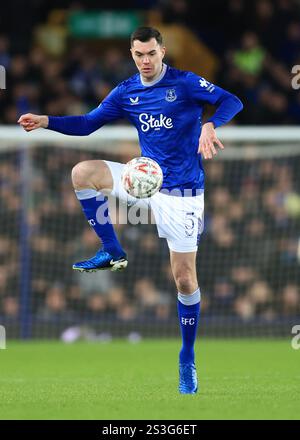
[130,26,163,47]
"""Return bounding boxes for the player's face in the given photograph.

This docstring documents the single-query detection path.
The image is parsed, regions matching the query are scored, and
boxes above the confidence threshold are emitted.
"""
[131,38,166,81]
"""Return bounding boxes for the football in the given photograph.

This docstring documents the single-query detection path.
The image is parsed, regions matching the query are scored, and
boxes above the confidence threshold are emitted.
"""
[121,157,163,199]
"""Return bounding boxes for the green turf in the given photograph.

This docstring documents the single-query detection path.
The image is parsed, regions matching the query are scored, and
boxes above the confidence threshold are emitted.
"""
[0,339,299,420]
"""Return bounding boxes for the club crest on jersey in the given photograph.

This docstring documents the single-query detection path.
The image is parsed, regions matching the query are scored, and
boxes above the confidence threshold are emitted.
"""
[165,89,177,102]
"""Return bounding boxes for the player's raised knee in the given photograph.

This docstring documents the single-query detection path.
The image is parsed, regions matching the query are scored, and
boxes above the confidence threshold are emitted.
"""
[72,160,113,191]
[71,161,95,189]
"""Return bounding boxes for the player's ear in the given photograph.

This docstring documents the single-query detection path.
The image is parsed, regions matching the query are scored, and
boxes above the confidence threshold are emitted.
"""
[161,46,166,59]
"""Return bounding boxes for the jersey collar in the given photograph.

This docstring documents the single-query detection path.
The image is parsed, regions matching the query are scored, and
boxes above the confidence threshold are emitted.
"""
[140,63,167,87]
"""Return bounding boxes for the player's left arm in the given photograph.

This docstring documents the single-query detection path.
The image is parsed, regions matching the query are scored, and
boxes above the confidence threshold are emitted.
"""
[185,73,243,160]
[199,89,243,159]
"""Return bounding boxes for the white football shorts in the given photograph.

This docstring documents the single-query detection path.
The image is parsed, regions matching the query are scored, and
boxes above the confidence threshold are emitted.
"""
[104,160,204,253]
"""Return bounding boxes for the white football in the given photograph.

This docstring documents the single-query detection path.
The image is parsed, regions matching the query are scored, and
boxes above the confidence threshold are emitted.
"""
[121,157,163,199]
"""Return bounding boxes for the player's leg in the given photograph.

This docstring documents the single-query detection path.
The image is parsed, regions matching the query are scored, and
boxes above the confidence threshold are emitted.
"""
[170,250,200,394]
[149,190,204,393]
[71,160,127,272]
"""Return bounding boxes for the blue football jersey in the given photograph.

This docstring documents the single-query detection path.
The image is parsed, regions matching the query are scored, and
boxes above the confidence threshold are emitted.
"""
[48,64,243,192]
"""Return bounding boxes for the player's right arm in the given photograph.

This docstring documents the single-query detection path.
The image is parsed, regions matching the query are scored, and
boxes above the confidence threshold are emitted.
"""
[18,86,123,136]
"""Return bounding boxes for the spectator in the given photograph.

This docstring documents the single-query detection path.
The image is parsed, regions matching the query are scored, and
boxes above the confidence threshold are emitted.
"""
[233,32,266,76]
[38,283,73,321]
[281,284,300,316]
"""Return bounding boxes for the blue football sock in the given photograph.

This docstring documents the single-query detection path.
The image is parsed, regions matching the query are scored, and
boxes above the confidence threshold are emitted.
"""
[75,189,125,259]
[177,288,201,365]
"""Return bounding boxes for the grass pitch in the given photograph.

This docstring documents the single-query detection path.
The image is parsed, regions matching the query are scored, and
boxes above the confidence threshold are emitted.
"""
[0,339,299,420]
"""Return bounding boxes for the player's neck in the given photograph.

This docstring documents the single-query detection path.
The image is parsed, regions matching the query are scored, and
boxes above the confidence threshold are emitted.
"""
[140,63,166,87]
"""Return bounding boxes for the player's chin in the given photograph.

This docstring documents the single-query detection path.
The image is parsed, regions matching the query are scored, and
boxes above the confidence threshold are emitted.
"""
[141,69,153,77]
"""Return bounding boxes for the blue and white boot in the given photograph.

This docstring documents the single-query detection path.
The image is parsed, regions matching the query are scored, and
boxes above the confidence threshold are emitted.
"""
[179,362,198,394]
[73,249,128,272]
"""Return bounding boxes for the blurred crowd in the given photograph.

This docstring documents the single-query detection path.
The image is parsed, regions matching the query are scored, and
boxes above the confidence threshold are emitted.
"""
[0,0,300,335]
[0,0,300,124]
[0,146,299,330]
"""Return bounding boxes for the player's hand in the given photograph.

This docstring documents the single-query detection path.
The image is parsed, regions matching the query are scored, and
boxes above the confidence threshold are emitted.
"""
[17,113,49,131]
[198,122,224,160]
